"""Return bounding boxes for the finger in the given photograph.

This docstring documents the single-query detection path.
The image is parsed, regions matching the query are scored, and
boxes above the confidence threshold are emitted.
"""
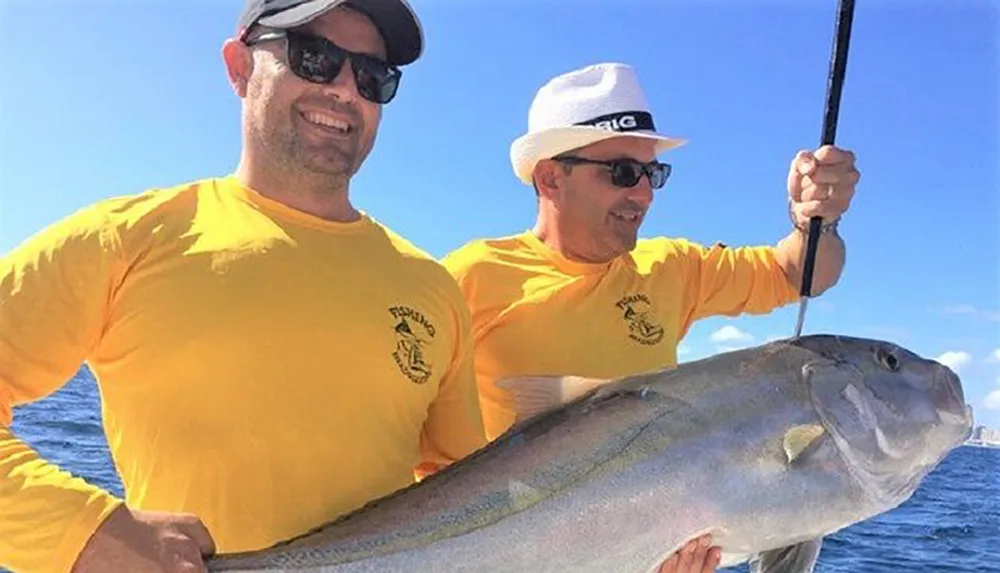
[800,181,853,208]
[178,550,209,573]
[796,198,850,221]
[799,181,836,203]
[803,165,860,187]
[179,518,217,557]
[813,145,855,166]
[675,539,697,572]
[173,557,208,573]
[658,553,679,573]
[787,150,815,202]
[798,177,856,205]
[688,535,713,570]
[701,546,722,573]
[176,562,208,573]
[163,535,209,572]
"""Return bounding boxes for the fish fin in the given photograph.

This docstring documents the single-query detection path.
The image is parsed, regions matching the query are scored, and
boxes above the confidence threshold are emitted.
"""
[749,538,823,573]
[495,375,609,423]
[782,424,827,464]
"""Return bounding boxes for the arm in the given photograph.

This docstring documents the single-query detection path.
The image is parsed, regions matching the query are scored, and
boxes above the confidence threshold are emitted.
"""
[0,206,125,573]
[413,286,487,481]
[774,218,845,297]
[681,240,801,324]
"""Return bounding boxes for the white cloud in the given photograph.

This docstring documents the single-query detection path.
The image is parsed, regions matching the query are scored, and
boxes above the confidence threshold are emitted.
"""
[709,325,754,344]
[987,349,1000,363]
[983,383,1000,411]
[936,351,972,373]
[937,305,1000,322]
[941,304,978,315]
[677,344,692,356]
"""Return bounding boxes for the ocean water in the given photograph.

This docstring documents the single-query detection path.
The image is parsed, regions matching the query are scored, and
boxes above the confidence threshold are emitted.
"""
[5,368,999,573]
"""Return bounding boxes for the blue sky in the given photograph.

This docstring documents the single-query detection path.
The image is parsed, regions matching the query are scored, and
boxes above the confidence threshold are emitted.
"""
[1,1,997,427]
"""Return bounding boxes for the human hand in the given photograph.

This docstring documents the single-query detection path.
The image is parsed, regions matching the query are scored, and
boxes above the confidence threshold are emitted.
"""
[71,504,216,573]
[657,534,721,573]
[787,145,859,229]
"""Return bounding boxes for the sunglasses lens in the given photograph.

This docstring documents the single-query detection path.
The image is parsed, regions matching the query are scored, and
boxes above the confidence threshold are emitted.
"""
[288,33,346,83]
[611,161,671,189]
[287,33,400,104]
[352,57,401,104]
[648,164,668,189]
[610,161,644,187]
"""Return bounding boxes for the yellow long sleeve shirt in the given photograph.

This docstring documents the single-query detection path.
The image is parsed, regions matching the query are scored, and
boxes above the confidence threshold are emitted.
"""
[0,176,486,573]
[441,231,800,440]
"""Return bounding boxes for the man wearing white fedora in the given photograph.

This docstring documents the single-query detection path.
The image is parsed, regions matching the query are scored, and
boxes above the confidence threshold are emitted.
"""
[442,62,858,572]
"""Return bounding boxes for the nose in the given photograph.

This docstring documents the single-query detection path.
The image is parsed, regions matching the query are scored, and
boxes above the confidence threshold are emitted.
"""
[624,179,654,209]
[319,59,358,103]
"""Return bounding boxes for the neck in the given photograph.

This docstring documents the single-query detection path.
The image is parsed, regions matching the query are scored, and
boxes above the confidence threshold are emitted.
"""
[234,158,361,223]
[532,212,613,264]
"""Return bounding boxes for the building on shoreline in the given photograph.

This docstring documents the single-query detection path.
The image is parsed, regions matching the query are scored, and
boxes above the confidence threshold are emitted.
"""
[968,425,1000,447]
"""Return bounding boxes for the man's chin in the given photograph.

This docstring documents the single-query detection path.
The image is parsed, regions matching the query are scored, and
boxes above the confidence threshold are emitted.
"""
[614,233,639,253]
[299,149,358,179]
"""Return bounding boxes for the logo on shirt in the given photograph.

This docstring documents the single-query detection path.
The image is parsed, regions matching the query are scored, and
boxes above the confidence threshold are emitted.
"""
[389,305,436,384]
[615,293,664,346]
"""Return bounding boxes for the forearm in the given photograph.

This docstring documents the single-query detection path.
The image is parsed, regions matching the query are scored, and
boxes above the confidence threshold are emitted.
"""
[0,202,129,572]
[0,422,123,573]
[774,221,846,297]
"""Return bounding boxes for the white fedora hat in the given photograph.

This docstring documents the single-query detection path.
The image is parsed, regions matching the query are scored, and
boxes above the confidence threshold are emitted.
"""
[509,62,687,185]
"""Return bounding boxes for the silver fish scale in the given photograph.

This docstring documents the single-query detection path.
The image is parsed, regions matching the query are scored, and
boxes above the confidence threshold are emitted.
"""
[207,336,972,573]
[213,393,670,571]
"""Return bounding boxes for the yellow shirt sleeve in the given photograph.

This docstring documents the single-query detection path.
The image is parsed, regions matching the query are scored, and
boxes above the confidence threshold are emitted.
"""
[413,291,487,481]
[442,234,801,442]
[0,204,126,573]
[678,239,800,325]
[440,241,527,440]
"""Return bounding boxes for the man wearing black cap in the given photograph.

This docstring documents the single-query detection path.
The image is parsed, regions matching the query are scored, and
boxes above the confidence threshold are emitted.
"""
[0,2,487,573]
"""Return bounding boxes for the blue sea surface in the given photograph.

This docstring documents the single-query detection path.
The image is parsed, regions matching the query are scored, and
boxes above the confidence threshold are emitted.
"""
[5,368,999,572]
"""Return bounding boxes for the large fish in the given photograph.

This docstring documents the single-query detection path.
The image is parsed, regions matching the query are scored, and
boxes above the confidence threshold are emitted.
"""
[206,334,972,573]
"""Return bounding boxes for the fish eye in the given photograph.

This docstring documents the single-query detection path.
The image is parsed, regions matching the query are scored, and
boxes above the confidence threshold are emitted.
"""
[875,347,900,372]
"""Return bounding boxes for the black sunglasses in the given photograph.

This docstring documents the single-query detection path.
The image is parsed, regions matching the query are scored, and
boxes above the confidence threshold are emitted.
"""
[244,27,402,105]
[553,155,672,189]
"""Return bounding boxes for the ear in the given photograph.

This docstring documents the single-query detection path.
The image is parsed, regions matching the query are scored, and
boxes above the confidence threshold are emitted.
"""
[532,160,564,201]
[222,38,253,98]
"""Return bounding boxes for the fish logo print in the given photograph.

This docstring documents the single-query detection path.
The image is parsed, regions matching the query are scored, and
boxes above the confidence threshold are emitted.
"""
[615,293,665,346]
[389,305,435,384]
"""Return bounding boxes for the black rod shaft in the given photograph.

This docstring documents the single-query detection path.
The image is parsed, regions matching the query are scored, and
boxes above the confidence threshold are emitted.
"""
[793,0,856,337]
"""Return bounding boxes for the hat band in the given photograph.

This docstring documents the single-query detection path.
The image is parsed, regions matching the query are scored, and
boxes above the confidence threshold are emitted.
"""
[573,110,655,133]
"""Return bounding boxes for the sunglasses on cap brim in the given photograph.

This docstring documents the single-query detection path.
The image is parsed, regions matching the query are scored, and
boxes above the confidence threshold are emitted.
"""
[242,27,402,105]
[552,155,672,189]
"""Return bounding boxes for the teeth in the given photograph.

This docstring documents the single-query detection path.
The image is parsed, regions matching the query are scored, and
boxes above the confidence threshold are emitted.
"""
[303,111,351,133]
[612,212,640,222]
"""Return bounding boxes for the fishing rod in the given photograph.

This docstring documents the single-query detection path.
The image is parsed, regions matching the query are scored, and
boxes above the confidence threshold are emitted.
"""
[792,0,856,338]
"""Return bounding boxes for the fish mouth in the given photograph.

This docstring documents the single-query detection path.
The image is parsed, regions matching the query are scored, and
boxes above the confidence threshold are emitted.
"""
[933,363,973,436]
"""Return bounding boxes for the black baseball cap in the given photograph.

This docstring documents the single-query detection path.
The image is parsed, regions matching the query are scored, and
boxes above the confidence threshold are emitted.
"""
[237,0,424,66]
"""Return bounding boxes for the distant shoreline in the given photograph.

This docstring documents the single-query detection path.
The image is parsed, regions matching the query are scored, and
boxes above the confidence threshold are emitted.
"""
[964,440,1000,449]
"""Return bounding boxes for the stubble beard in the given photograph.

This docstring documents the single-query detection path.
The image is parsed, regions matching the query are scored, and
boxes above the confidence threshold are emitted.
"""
[253,112,370,195]
[608,221,640,255]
